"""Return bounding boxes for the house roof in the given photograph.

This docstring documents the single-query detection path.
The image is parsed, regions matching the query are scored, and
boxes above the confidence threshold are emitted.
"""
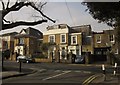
[46,24,69,30]
[0,32,18,37]
[70,25,92,35]
[14,27,43,39]
[93,32,104,34]
[14,34,37,38]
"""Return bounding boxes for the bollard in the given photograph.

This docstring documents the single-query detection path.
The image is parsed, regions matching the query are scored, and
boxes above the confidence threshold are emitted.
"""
[102,64,106,80]
[113,63,117,76]
[102,64,106,74]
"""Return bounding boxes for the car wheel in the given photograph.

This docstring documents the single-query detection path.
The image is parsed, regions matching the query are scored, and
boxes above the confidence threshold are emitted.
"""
[26,61,29,63]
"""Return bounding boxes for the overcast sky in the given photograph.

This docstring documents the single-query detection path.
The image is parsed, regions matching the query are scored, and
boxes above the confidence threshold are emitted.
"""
[0,1,114,34]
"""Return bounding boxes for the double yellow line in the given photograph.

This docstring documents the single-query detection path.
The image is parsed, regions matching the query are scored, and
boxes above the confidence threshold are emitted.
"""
[82,74,97,85]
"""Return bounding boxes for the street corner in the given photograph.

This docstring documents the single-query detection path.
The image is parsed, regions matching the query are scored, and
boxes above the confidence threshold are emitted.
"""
[2,67,37,79]
[2,71,24,79]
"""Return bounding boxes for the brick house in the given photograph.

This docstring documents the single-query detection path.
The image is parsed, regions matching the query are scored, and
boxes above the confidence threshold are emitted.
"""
[0,32,18,60]
[92,29,116,63]
[13,27,43,60]
[43,24,118,64]
[43,24,92,63]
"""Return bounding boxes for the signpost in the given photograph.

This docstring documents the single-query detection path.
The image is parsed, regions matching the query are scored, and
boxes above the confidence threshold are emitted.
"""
[19,59,24,72]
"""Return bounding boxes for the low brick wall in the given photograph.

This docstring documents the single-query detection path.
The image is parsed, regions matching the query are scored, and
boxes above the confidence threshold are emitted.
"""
[34,58,52,63]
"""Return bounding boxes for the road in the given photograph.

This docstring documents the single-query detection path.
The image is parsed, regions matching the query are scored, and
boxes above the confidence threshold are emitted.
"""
[2,60,117,84]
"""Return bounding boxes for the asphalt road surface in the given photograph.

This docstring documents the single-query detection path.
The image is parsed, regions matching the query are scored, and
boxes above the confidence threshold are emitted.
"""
[2,60,117,84]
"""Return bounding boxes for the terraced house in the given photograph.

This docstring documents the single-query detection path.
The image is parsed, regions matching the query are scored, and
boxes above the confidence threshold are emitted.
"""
[0,32,18,60]
[13,27,43,60]
[93,30,118,64]
[43,24,93,63]
[0,24,117,64]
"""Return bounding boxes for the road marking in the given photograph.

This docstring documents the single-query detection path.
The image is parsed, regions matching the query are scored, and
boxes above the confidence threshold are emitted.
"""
[83,71,91,74]
[38,69,46,72]
[82,74,96,85]
[27,69,46,76]
[74,71,82,73]
[87,76,96,84]
[54,70,61,72]
[62,70,71,72]
[42,71,71,81]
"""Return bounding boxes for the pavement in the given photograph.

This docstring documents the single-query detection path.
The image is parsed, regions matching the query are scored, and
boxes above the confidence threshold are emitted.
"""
[1,66,37,79]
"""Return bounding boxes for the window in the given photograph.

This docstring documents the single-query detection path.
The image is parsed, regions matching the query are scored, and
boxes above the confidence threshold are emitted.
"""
[96,35,101,43]
[60,34,66,43]
[49,35,55,43]
[71,36,77,44]
[18,38,24,44]
[95,51,102,55]
[109,35,114,42]
[115,49,118,54]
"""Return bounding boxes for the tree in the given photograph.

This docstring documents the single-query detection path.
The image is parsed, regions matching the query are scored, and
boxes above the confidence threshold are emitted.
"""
[40,43,55,58]
[0,0,55,70]
[82,2,120,64]
[82,2,120,26]
[1,0,55,30]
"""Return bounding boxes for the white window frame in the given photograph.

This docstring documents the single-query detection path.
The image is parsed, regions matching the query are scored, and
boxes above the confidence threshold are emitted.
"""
[96,35,101,43]
[115,49,118,54]
[60,34,66,43]
[48,35,55,43]
[71,36,77,44]
[19,38,24,44]
[109,35,115,43]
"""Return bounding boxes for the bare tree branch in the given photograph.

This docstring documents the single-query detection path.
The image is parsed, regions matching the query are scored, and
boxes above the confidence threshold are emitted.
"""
[2,2,31,18]
[6,0,10,9]
[29,2,56,23]
[2,20,47,30]
[2,2,55,23]
[36,2,47,11]
[0,0,5,9]
[3,18,11,23]
[41,2,47,9]
[2,1,56,30]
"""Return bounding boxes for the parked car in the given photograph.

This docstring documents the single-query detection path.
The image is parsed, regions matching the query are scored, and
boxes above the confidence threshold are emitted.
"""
[17,55,35,63]
[75,56,85,64]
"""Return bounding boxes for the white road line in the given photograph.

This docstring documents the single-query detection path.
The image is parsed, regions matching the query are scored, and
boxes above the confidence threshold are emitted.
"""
[42,71,71,81]
[54,70,61,72]
[83,71,91,74]
[82,74,96,85]
[27,69,46,76]
[74,71,82,73]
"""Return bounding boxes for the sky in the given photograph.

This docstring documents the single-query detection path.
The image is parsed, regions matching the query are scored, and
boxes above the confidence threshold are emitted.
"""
[0,1,114,34]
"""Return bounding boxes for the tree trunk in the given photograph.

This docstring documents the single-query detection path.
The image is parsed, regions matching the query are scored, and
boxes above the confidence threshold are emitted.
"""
[115,18,120,65]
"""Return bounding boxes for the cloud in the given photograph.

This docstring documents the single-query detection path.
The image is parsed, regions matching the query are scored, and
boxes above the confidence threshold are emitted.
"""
[1,2,112,34]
